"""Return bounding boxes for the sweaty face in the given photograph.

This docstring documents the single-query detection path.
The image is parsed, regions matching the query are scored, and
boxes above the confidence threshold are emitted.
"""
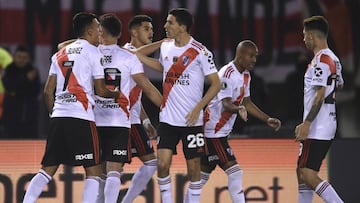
[163,15,182,39]
[136,22,154,45]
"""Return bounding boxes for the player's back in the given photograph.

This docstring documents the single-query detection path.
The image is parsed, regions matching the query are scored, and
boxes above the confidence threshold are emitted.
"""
[50,39,104,122]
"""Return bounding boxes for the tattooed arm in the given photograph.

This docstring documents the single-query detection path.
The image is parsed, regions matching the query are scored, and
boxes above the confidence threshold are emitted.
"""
[295,86,325,141]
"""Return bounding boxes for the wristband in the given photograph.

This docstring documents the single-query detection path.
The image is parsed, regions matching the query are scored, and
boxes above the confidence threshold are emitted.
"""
[142,118,151,126]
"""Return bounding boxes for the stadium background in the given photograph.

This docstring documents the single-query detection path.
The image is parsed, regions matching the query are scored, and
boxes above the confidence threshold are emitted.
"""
[0,0,359,202]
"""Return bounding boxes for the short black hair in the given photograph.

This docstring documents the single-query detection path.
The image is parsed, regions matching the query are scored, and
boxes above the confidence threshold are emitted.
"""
[168,8,193,33]
[303,15,329,36]
[99,13,122,37]
[15,45,32,59]
[128,15,152,31]
[72,12,98,37]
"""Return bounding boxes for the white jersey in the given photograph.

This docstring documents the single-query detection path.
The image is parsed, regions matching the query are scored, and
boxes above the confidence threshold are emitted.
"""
[49,39,104,121]
[304,48,343,140]
[159,37,217,126]
[204,61,250,138]
[94,44,143,128]
[123,42,144,124]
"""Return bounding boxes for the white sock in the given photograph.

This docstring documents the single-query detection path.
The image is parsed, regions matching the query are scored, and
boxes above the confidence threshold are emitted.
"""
[96,174,106,203]
[315,180,343,203]
[158,175,172,203]
[185,181,202,203]
[121,159,157,203]
[298,183,314,203]
[83,176,100,203]
[226,165,245,203]
[104,171,121,203]
[23,169,52,203]
[200,171,210,187]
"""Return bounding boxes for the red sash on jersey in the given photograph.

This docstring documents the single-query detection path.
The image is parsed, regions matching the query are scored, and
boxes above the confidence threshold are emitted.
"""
[117,92,130,118]
[214,73,249,133]
[161,47,199,110]
[56,49,89,111]
[129,85,142,109]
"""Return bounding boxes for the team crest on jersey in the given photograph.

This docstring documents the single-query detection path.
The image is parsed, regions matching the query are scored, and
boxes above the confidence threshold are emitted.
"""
[173,56,178,63]
[101,55,112,65]
[182,55,189,66]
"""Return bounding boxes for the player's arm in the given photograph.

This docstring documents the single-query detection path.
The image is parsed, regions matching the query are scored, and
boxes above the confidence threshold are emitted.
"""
[132,73,162,107]
[242,96,281,131]
[135,51,163,72]
[186,72,221,126]
[136,39,163,55]
[43,75,56,114]
[94,78,120,100]
[295,86,325,141]
[140,104,157,139]
[57,39,76,50]
[222,98,247,121]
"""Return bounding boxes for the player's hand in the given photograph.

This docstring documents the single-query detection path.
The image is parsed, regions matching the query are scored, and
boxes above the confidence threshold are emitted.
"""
[238,105,248,122]
[295,121,310,141]
[267,118,281,131]
[143,120,157,140]
[185,108,201,126]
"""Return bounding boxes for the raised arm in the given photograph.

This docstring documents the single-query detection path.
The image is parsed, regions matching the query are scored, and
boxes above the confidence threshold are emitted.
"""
[135,51,163,72]
[57,39,76,50]
[136,39,163,55]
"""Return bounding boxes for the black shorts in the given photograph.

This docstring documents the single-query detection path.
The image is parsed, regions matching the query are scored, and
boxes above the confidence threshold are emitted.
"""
[97,127,131,163]
[201,137,236,168]
[157,122,205,160]
[41,117,100,168]
[297,139,333,171]
[130,124,154,157]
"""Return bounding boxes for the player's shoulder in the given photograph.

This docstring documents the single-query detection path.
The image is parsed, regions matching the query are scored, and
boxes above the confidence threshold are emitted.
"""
[219,62,237,79]
[315,49,335,62]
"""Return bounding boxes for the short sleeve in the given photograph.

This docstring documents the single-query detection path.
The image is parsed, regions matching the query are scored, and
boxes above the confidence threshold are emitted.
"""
[199,47,217,76]
[310,62,331,87]
[91,50,105,79]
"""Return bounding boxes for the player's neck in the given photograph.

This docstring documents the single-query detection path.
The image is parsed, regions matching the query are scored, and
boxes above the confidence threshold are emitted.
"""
[313,40,328,55]
[174,34,191,47]
[233,60,245,73]
[130,38,142,48]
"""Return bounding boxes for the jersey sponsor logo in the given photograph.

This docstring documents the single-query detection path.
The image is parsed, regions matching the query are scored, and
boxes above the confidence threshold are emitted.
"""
[208,155,219,162]
[314,67,323,77]
[57,93,77,103]
[95,99,119,108]
[113,149,127,156]
[75,153,93,160]
[164,72,190,86]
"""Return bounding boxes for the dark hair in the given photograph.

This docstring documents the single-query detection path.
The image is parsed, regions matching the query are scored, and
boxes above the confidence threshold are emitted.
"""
[168,8,193,33]
[128,15,152,31]
[72,12,98,37]
[15,45,32,58]
[99,13,122,37]
[303,15,329,36]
